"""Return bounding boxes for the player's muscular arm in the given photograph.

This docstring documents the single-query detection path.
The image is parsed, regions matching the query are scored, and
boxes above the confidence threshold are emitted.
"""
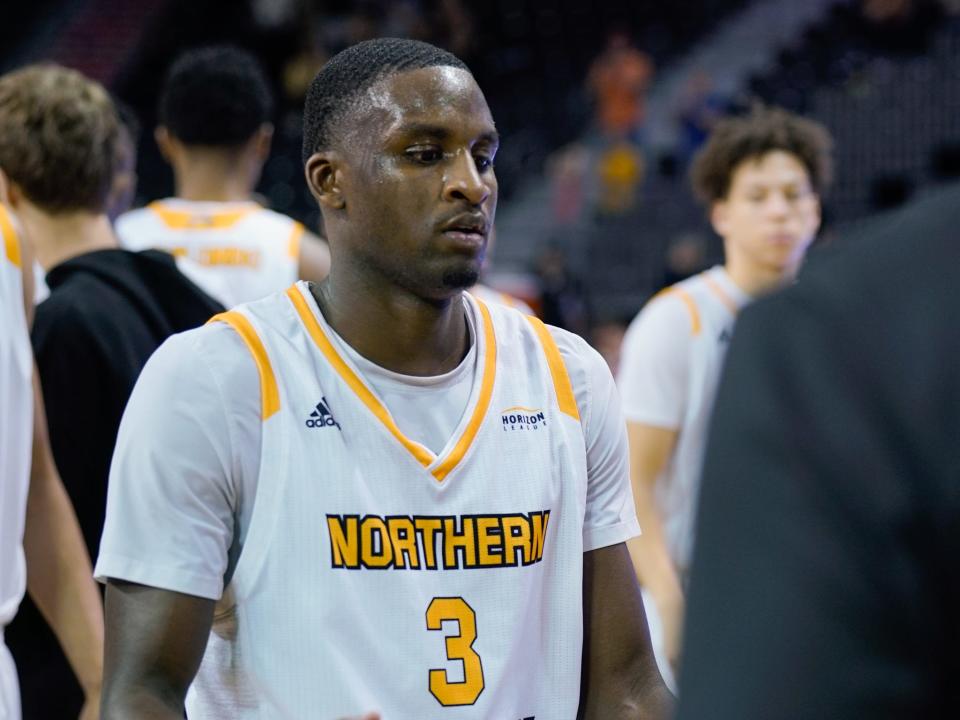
[101,581,214,719]
[625,421,684,671]
[579,543,674,719]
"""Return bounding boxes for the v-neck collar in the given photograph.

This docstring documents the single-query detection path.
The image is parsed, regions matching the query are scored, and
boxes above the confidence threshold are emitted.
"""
[285,284,498,483]
[701,266,752,317]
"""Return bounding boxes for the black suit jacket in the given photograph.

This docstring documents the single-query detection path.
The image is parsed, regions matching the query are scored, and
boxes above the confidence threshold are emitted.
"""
[677,183,960,719]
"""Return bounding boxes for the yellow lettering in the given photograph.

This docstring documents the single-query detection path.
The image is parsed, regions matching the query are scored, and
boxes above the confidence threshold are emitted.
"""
[415,517,442,569]
[443,516,477,568]
[476,516,503,566]
[360,516,393,568]
[327,515,359,568]
[426,597,485,706]
[198,247,260,267]
[501,515,532,566]
[387,517,419,569]
[531,511,550,562]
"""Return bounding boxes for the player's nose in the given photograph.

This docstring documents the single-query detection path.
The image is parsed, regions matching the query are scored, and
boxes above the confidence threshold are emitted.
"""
[443,152,490,206]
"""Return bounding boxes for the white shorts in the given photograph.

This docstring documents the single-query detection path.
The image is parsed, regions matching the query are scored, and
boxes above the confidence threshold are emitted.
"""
[0,638,20,720]
[641,587,678,694]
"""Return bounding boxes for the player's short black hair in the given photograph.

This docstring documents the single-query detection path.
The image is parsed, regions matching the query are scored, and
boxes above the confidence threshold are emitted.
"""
[159,45,274,147]
[302,38,470,163]
[691,105,833,204]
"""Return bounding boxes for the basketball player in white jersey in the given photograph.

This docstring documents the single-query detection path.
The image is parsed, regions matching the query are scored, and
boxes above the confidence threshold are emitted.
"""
[617,107,832,687]
[116,45,330,308]
[0,197,103,719]
[97,38,672,719]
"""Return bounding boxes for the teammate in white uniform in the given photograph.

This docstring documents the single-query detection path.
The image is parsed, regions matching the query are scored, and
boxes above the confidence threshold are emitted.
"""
[116,45,330,308]
[97,38,672,719]
[0,197,102,719]
[617,107,833,687]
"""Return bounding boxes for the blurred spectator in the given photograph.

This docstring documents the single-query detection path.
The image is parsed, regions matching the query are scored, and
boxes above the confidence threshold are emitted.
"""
[534,242,590,337]
[586,31,654,143]
[590,315,630,376]
[661,232,708,290]
[547,142,590,225]
[860,0,943,54]
[596,142,645,215]
[675,71,729,167]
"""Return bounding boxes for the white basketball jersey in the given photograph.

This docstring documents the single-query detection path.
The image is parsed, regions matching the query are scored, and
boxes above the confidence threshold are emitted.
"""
[621,267,749,575]
[0,206,33,628]
[116,198,304,308]
[187,284,595,719]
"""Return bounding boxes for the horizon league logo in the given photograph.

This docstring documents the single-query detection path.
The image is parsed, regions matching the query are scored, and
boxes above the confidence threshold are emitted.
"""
[306,397,340,430]
[501,406,546,432]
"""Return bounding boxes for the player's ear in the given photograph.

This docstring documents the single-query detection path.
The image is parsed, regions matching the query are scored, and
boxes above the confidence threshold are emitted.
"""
[252,123,274,162]
[305,151,345,211]
[0,170,23,209]
[154,126,176,163]
[709,200,729,238]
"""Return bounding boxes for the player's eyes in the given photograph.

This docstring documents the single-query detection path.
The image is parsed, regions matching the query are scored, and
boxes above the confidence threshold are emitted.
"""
[474,155,494,172]
[406,147,444,164]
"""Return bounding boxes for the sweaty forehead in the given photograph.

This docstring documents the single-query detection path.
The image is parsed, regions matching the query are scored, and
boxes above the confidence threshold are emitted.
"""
[347,66,494,140]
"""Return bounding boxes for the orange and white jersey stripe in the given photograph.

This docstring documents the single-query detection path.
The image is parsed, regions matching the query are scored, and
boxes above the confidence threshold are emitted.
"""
[618,265,751,574]
[116,198,304,308]
[0,205,33,630]
[177,284,637,719]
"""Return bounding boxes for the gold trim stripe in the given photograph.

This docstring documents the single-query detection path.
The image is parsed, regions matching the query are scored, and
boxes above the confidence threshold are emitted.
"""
[525,316,580,421]
[149,201,255,230]
[702,273,739,316]
[209,311,280,420]
[0,206,21,268]
[286,285,499,483]
[287,222,305,259]
[431,299,497,483]
[670,287,702,336]
[286,285,435,468]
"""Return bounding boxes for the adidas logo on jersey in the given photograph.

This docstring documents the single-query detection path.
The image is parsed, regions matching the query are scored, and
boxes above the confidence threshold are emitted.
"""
[305,397,340,430]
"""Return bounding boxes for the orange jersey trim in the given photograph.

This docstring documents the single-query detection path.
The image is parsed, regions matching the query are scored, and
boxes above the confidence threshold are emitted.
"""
[148,201,256,230]
[525,316,580,421]
[209,311,281,420]
[702,273,739,316]
[666,287,701,336]
[287,222,305,259]
[0,206,22,268]
[286,285,498,483]
[431,299,497,482]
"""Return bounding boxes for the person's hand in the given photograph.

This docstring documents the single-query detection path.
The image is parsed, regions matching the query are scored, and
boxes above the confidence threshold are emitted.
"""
[338,714,380,720]
[78,685,101,720]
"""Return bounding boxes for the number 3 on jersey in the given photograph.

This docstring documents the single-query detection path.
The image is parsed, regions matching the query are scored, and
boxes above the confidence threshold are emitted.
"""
[426,597,485,706]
